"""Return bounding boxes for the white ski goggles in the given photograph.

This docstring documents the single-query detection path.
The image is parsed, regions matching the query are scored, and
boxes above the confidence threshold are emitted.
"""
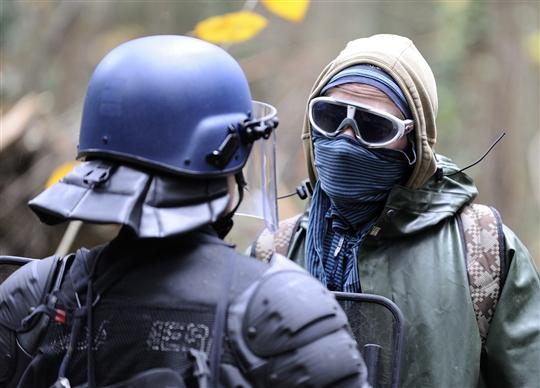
[309,96,414,148]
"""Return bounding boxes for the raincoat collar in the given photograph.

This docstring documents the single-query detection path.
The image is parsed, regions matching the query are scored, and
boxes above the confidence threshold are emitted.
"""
[363,155,478,241]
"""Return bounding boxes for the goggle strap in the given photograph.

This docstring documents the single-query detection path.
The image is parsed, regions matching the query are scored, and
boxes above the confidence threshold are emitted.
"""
[404,121,414,134]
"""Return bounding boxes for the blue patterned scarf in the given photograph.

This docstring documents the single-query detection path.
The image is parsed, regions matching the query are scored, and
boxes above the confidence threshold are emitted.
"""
[306,136,413,292]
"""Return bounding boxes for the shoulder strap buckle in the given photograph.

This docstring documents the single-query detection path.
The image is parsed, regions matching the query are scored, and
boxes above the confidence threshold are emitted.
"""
[295,179,313,200]
[188,348,211,388]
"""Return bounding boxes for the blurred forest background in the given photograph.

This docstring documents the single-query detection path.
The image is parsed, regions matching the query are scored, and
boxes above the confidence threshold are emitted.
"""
[1,0,539,268]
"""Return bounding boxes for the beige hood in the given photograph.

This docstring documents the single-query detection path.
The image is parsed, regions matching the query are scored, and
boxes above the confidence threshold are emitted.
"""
[302,34,438,189]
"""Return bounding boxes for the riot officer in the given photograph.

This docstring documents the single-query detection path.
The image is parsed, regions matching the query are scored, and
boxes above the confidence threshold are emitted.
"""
[0,35,368,388]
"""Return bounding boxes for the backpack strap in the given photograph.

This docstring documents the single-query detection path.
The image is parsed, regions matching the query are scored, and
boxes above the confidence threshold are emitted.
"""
[459,203,507,343]
[252,214,304,263]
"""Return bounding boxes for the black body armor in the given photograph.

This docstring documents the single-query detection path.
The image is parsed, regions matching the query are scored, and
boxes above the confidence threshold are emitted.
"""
[0,228,367,387]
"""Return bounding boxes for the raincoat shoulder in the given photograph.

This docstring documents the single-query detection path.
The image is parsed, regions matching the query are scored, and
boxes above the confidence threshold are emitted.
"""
[482,225,540,387]
[266,156,539,387]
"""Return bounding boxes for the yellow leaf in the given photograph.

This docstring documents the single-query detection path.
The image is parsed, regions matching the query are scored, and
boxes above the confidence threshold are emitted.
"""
[262,0,310,22]
[525,30,540,66]
[194,11,268,44]
[46,161,79,188]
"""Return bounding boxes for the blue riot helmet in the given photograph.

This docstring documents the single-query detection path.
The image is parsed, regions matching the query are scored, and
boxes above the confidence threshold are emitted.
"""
[78,35,276,176]
[29,35,279,238]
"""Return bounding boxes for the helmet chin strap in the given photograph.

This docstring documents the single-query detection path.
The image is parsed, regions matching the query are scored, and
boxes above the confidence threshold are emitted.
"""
[212,172,246,239]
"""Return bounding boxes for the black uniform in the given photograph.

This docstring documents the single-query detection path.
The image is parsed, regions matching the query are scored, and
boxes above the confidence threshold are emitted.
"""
[0,227,367,387]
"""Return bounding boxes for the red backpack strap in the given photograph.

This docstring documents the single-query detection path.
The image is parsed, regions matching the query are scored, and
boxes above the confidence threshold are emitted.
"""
[252,214,303,263]
[459,203,506,343]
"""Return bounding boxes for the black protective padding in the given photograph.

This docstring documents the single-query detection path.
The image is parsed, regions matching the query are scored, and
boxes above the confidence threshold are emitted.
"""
[0,256,57,332]
[28,161,230,238]
[228,268,368,387]
[243,271,349,357]
[219,364,251,388]
[0,255,60,388]
[334,292,405,388]
[264,328,365,387]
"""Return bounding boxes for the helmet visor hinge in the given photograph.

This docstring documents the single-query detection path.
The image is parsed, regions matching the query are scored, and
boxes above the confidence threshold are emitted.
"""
[240,117,279,143]
[206,126,240,169]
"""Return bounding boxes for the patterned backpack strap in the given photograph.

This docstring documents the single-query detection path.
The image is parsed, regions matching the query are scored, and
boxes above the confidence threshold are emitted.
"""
[253,214,303,263]
[459,203,506,343]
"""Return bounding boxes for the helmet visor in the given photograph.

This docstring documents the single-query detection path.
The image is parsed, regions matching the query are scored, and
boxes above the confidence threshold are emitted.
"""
[235,101,279,233]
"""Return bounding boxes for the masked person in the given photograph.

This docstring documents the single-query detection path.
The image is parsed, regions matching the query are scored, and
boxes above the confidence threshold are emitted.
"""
[0,35,369,388]
[251,34,540,387]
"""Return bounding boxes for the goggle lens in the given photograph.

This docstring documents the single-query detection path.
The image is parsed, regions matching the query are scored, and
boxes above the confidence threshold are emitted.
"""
[310,99,406,146]
[354,110,396,143]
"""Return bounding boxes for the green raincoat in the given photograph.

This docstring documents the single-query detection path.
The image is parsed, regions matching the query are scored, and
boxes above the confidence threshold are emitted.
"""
[285,34,539,387]
[284,154,540,387]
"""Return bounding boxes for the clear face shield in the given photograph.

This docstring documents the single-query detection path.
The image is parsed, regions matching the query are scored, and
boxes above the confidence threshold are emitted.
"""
[228,101,279,249]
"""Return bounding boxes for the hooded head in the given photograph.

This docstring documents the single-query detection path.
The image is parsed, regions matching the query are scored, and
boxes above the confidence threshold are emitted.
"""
[302,34,438,189]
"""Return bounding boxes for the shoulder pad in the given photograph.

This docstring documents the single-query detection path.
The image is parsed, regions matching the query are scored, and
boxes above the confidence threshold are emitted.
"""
[228,269,349,364]
[0,255,58,332]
